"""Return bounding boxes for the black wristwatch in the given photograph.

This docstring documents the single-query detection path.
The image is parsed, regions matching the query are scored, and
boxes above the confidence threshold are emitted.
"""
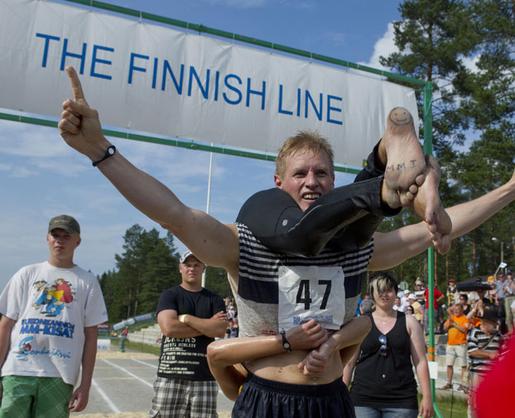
[92,145,116,167]
[280,329,292,352]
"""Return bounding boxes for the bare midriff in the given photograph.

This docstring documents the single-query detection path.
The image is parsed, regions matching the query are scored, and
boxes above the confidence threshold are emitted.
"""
[245,349,343,385]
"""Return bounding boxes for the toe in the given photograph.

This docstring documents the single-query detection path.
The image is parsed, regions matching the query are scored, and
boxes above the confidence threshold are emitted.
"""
[408,184,419,195]
[399,194,411,207]
[404,191,415,202]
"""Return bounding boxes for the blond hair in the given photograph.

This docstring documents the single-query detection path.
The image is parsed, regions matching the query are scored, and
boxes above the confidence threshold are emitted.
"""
[368,272,399,301]
[275,131,335,178]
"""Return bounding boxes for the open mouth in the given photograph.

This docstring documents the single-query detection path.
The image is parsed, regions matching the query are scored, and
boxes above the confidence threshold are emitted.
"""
[302,193,321,201]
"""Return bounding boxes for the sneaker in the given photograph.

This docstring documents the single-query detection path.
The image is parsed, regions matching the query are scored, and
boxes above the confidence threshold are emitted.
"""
[458,385,469,394]
[440,383,453,390]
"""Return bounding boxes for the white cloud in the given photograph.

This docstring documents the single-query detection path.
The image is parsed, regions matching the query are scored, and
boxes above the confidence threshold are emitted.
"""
[0,121,68,159]
[364,22,398,69]
[0,120,88,178]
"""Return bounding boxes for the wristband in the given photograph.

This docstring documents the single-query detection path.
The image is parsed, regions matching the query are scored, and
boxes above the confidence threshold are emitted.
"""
[92,145,116,167]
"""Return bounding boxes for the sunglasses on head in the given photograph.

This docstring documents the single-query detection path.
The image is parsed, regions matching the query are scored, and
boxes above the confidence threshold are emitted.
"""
[378,334,388,356]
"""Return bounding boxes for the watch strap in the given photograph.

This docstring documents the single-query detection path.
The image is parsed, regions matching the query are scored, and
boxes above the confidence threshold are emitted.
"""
[280,329,292,352]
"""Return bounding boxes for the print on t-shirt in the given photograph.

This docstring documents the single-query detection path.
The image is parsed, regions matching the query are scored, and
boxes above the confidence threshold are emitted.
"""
[33,278,75,317]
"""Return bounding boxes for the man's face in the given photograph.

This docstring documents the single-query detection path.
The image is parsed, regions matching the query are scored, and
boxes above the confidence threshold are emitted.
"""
[179,257,205,286]
[274,149,335,212]
[47,229,80,261]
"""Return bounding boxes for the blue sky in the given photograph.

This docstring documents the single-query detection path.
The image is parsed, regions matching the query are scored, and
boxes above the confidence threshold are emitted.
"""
[0,0,403,290]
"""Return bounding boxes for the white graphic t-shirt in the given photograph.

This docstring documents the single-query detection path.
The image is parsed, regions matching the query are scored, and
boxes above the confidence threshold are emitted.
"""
[0,261,108,385]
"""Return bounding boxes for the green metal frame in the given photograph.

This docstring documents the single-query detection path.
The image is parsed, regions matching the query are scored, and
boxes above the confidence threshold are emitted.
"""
[1,2,440,412]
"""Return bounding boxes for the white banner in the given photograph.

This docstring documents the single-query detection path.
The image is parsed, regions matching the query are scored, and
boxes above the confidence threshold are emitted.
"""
[0,0,419,168]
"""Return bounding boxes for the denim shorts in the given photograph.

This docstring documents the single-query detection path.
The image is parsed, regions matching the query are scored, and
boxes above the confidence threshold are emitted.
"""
[354,406,418,418]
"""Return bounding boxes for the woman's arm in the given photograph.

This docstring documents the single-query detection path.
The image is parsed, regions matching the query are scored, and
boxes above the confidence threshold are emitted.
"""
[208,335,286,400]
[207,320,327,399]
[406,315,434,418]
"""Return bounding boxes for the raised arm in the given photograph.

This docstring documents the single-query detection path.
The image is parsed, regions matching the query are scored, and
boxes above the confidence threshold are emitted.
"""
[369,172,515,271]
[58,67,238,271]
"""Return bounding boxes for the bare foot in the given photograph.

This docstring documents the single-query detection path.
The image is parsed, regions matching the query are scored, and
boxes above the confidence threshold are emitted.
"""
[379,107,427,209]
[413,156,452,254]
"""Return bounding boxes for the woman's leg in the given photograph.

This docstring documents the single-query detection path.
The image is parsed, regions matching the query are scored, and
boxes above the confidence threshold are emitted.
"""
[236,175,395,256]
[354,406,382,418]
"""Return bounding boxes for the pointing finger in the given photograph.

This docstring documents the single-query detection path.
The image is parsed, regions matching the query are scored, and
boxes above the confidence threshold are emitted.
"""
[66,66,88,105]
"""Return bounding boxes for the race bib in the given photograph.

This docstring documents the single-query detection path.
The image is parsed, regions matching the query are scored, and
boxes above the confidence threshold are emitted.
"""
[278,265,345,331]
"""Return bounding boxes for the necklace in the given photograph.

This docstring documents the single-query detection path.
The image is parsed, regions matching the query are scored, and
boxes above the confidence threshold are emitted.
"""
[374,312,396,325]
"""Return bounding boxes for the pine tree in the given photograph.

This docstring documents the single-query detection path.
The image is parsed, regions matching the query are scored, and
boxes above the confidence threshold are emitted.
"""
[378,0,514,283]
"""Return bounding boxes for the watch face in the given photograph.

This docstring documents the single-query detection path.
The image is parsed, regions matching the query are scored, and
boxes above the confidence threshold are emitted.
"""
[108,146,116,155]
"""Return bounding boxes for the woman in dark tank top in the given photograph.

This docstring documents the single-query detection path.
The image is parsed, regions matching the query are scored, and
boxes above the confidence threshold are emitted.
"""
[344,272,434,418]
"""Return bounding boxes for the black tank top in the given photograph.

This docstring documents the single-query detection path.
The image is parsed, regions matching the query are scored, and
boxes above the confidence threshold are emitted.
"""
[350,312,418,409]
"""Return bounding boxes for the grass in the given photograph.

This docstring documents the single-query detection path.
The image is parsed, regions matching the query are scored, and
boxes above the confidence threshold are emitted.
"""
[428,393,468,418]
[435,396,468,418]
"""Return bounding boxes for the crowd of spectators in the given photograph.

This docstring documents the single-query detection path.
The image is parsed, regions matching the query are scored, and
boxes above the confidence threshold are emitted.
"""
[224,297,239,338]
[356,270,514,334]
[354,269,514,401]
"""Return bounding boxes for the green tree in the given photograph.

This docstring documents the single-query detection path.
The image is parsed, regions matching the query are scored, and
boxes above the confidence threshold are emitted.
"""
[204,266,232,300]
[98,270,126,322]
[379,0,514,284]
[99,225,180,323]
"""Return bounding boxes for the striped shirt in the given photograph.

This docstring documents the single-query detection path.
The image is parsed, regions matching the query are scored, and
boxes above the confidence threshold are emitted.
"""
[467,327,503,374]
[236,223,374,337]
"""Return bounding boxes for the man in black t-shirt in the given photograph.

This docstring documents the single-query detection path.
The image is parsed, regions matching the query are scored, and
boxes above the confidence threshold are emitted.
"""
[149,250,227,418]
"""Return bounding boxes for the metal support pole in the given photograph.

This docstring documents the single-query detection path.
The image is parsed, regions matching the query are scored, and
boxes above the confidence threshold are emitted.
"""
[202,148,214,288]
[423,81,443,418]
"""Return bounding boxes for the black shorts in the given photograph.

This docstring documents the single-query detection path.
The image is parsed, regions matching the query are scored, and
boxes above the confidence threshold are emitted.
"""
[232,373,356,418]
